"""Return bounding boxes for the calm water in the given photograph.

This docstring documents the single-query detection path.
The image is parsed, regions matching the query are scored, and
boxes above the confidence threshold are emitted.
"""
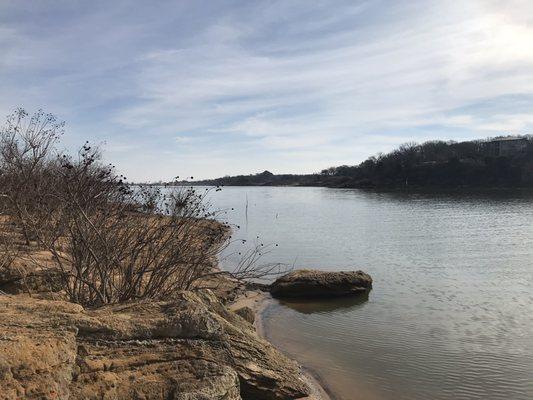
[206,186,533,400]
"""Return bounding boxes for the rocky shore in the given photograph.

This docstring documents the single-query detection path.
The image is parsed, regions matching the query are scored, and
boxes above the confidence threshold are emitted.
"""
[1,232,371,400]
[0,290,310,399]
[0,254,339,399]
[228,289,333,400]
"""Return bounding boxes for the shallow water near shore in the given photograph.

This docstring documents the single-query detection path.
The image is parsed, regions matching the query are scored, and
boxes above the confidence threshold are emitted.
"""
[203,186,533,400]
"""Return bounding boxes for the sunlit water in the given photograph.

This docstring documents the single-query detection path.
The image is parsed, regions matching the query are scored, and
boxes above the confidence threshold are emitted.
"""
[200,186,533,400]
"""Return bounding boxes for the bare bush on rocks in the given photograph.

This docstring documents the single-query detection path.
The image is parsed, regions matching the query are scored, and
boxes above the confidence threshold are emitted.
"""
[0,108,281,307]
[0,108,64,245]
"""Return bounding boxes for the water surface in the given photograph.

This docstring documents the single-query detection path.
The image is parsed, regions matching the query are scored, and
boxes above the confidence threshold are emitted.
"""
[207,186,533,400]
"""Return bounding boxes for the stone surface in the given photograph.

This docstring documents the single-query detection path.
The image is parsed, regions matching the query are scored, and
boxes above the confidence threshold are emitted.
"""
[270,269,372,298]
[0,254,64,295]
[234,306,255,324]
[0,297,82,400]
[0,290,310,400]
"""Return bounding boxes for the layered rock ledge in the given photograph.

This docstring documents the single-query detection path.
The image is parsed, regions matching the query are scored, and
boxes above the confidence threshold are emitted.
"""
[270,269,372,299]
[0,290,310,400]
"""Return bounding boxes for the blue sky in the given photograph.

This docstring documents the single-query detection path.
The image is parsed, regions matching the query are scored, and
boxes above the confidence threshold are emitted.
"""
[1,0,533,181]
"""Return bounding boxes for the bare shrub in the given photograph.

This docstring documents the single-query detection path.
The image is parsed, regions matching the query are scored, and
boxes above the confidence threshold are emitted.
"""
[228,243,290,282]
[23,148,231,307]
[0,215,22,296]
[0,218,18,271]
[0,108,64,244]
[1,108,284,307]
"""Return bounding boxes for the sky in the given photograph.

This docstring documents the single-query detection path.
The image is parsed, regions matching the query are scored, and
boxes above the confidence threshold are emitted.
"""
[1,0,533,181]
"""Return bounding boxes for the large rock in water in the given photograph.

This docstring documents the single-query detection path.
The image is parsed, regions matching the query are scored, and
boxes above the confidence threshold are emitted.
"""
[270,269,372,298]
[0,291,309,400]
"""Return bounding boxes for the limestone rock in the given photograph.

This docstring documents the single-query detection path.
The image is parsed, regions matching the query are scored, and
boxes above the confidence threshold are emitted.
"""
[0,260,64,294]
[0,296,81,400]
[0,290,310,400]
[270,269,372,298]
[70,356,240,400]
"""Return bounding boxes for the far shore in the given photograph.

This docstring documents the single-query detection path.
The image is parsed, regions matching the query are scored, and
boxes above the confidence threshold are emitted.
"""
[146,182,533,194]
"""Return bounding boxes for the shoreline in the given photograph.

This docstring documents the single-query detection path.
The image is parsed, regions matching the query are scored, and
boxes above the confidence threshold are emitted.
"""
[229,288,335,400]
[164,182,533,192]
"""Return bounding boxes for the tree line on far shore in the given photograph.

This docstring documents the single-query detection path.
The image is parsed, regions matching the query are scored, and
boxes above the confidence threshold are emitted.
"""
[182,136,533,189]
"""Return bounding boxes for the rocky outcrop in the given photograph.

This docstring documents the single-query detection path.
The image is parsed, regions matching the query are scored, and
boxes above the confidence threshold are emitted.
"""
[270,269,372,299]
[0,290,310,400]
[0,297,81,400]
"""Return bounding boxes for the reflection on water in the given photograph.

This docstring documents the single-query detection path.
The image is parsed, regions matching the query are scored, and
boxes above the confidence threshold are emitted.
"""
[201,186,533,400]
[278,292,369,314]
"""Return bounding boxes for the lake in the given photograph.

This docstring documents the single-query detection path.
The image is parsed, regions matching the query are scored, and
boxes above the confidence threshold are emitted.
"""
[205,186,533,400]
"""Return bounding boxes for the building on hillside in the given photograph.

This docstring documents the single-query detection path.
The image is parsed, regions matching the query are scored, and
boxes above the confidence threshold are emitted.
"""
[485,137,528,157]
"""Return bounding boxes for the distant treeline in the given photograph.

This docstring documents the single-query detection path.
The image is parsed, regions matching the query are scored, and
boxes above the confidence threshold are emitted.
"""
[170,136,533,189]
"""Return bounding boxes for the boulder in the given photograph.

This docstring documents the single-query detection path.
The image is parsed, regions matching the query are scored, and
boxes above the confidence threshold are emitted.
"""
[0,291,310,400]
[270,269,372,299]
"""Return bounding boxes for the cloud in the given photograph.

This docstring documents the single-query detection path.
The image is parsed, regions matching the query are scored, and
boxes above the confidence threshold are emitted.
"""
[1,0,533,180]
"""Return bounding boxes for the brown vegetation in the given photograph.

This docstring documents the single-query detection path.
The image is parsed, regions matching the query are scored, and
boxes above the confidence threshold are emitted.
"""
[0,108,280,307]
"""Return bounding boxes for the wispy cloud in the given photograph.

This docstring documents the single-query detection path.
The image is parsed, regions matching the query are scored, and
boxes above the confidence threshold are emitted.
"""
[1,0,533,180]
